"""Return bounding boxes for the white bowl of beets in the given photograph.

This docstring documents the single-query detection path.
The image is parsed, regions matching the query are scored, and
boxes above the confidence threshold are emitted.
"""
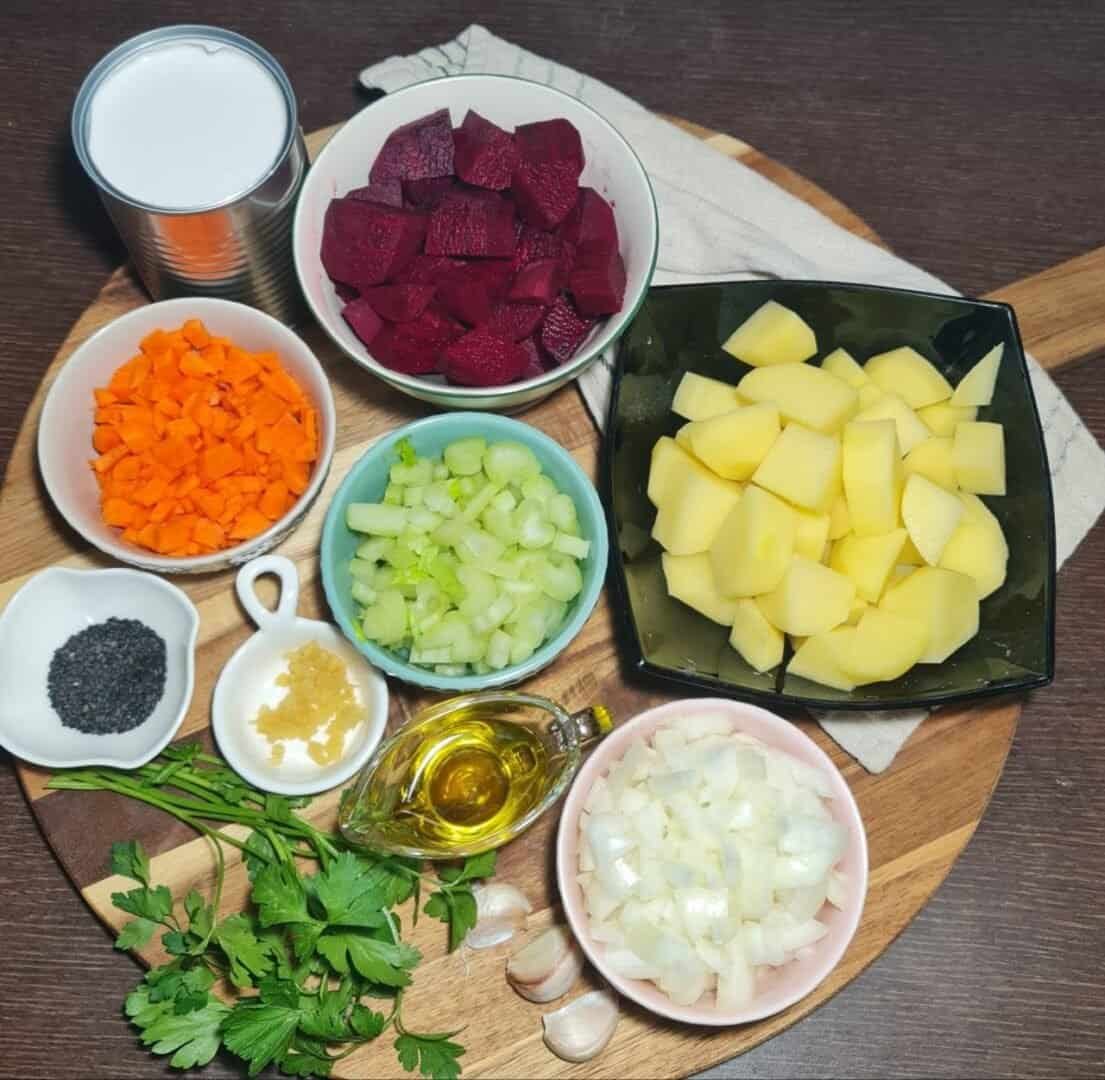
[293,74,659,411]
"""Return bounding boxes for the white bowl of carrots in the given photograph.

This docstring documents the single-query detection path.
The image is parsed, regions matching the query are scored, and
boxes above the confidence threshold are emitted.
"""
[38,297,336,574]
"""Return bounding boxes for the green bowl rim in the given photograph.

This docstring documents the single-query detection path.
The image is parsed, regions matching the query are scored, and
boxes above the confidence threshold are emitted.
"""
[292,72,660,404]
[320,411,609,692]
[604,278,1056,712]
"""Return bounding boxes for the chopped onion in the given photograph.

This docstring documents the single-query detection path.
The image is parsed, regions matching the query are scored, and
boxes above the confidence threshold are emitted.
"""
[577,718,850,1010]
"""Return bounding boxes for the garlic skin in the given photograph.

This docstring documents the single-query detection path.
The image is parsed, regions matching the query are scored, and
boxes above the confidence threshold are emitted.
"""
[506,925,585,1003]
[542,988,620,1063]
[464,883,532,950]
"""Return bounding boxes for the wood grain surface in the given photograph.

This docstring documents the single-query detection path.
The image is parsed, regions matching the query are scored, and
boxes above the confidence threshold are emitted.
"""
[1,4,1103,1079]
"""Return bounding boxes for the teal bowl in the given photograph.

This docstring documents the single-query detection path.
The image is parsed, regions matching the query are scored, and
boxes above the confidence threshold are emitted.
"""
[320,413,608,692]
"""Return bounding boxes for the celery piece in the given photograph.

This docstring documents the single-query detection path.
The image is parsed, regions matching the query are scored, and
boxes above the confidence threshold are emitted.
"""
[539,554,584,602]
[542,597,569,635]
[482,506,521,545]
[384,540,417,571]
[456,475,481,501]
[390,458,433,486]
[491,489,518,513]
[460,480,503,522]
[356,537,393,563]
[484,441,541,486]
[433,462,450,481]
[402,484,426,508]
[383,483,404,507]
[407,507,444,534]
[553,533,591,559]
[547,493,579,533]
[521,474,558,505]
[361,589,408,646]
[434,664,468,677]
[456,565,499,616]
[486,630,512,670]
[351,580,377,607]
[443,437,487,477]
[516,498,556,550]
[472,594,515,635]
[349,557,378,584]
[409,646,452,665]
[424,481,459,517]
[456,526,505,564]
[432,518,469,548]
[347,502,408,536]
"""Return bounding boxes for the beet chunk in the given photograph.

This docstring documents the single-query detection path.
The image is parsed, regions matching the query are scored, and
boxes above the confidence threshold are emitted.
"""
[486,302,546,342]
[321,198,426,289]
[508,258,562,305]
[514,119,584,172]
[437,261,512,325]
[512,159,582,230]
[540,295,596,365]
[370,306,463,375]
[392,254,467,285]
[569,251,627,316]
[442,327,527,387]
[425,189,515,257]
[560,188,619,256]
[453,110,519,190]
[511,224,574,274]
[334,281,360,303]
[518,335,547,381]
[342,297,383,347]
[360,284,436,322]
[348,178,404,208]
[402,176,456,208]
[369,108,454,183]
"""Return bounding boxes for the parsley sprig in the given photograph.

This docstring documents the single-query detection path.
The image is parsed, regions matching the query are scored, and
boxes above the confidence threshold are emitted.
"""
[50,745,495,1079]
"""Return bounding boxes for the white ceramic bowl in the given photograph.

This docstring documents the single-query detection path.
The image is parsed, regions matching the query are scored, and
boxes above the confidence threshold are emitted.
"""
[557,697,869,1026]
[38,296,336,574]
[212,555,389,796]
[293,73,659,411]
[0,567,199,768]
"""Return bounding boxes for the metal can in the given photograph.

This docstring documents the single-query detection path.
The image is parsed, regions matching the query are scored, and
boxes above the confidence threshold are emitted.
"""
[72,25,307,323]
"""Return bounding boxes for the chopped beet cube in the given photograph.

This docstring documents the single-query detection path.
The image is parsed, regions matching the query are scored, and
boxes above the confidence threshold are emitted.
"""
[453,110,519,190]
[486,301,546,342]
[518,335,547,381]
[360,284,436,322]
[436,260,512,325]
[569,251,627,316]
[392,254,467,285]
[508,257,562,305]
[347,178,404,208]
[442,327,527,387]
[403,176,456,208]
[369,108,454,183]
[540,295,596,365]
[342,297,383,347]
[511,224,566,271]
[425,189,515,257]
[512,159,581,230]
[334,281,360,303]
[321,198,426,289]
[369,306,463,375]
[514,118,584,172]
[560,187,619,256]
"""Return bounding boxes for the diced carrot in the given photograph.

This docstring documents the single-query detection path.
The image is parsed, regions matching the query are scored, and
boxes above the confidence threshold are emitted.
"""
[284,460,310,494]
[261,368,305,405]
[149,499,175,523]
[181,318,210,349]
[237,475,264,494]
[92,425,122,453]
[228,507,270,540]
[193,519,225,548]
[200,344,226,372]
[219,494,244,525]
[175,473,201,498]
[92,444,129,474]
[179,350,209,377]
[155,396,182,418]
[253,350,280,371]
[102,497,135,527]
[201,442,243,483]
[167,416,200,439]
[94,388,117,407]
[141,329,173,355]
[269,411,304,457]
[259,480,289,520]
[194,489,225,519]
[228,415,257,445]
[249,390,286,427]
[113,455,141,482]
[224,348,261,385]
[157,519,192,551]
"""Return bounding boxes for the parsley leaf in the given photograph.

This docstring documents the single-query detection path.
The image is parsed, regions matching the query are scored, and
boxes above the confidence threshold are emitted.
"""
[115,917,158,951]
[126,984,230,1070]
[215,913,273,988]
[112,883,173,923]
[395,1032,465,1080]
[279,1048,333,1077]
[315,931,420,986]
[436,850,496,885]
[254,862,313,926]
[259,974,302,1010]
[243,829,279,881]
[184,888,215,940]
[297,981,353,1040]
[350,1003,387,1040]
[223,1002,301,1078]
[110,839,150,885]
[313,852,389,928]
[423,887,479,951]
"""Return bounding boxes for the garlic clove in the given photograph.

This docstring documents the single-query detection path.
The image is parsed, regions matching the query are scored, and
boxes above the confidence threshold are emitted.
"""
[542,987,620,1063]
[464,883,532,950]
[506,925,585,1003]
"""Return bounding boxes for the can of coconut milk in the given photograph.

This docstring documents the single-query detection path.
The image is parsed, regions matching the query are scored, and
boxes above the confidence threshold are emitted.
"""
[72,25,307,323]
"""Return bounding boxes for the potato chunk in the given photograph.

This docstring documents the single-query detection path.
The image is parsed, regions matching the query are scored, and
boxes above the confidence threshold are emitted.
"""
[728,598,784,672]
[722,300,817,367]
[792,506,832,562]
[647,436,695,507]
[787,629,859,691]
[951,343,1002,407]
[672,371,744,421]
[752,424,842,511]
[839,608,929,683]
[830,528,908,602]
[854,391,930,454]
[738,363,858,434]
[904,436,957,491]
[827,494,851,540]
[756,557,855,636]
[918,400,977,437]
[880,566,979,663]
[901,472,964,565]
[953,421,1006,495]
[864,346,953,409]
[821,347,869,389]
[680,404,781,480]
[842,419,903,536]
[709,485,795,597]
[662,552,739,625]
[651,455,742,554]
[938,492,1009,599]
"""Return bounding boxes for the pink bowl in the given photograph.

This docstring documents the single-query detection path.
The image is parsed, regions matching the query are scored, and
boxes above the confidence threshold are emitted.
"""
[556,697,868,1026]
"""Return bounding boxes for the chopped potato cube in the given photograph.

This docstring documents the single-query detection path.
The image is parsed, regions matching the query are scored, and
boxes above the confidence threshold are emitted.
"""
[652,455,743,554]
[662,552,740,625]
[827,494,851,540]
[647,436,695,507]
[951,343,1002,407]
[898,534,925,565]
[787,629,859,691]
[842,419,903,536]
[681,404,781,480]
[839,608,929,683]
[738,363,858,434]
[904,436,957,491]
[830,528,908,602]
[672,371,744,421]
[937,492,1009,598]
[917,400,977,437]
[728,598,785,672]
[880,566,979,663]
[902,473,965,565]
[821,347,869,389]
[858,383,885,409]
[756,557,856,636]
[844,595,870,625]
[854,391,930,454]
[722,300,817,367]
[752,424,842,511]
[864,346,953,409]
[709,485,795,597]
[953,421,1006,495]
[792,506,832,562]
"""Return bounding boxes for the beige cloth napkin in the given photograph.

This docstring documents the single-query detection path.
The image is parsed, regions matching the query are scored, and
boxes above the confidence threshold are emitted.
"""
[360,25,1105,773]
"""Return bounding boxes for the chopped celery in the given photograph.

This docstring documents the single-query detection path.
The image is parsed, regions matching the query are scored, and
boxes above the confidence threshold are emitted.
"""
[390,458,433,486]
[383,483,404,506]
[351,580,377,607]
[349,557,378,584]
[491,489,518,513]
[553,532,591,559]
[548,493,579,533]
[484,441,541,485]
[407,507,443,533]
[443,437,487,476]
[433,462,449,481]
[409,646,452,665]
[455,526,505,564]
[472,594,515,634]
[424,481,459,517]
[456,475,481,500]
[460,479,503,522]
[517,499,556,550]
[435,664,468,677]
[487,557,522,580]
[347,502,407,536]
[486,630,512,670]
[482,505,521,544]
[361,589,407,645]
[356,537,393,563]
[402,484,426,508]
[539,554,584,602]
[521,474,558,505]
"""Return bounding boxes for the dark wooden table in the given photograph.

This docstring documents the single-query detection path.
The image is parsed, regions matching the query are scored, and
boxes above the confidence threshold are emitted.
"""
[2,2,1103,1077]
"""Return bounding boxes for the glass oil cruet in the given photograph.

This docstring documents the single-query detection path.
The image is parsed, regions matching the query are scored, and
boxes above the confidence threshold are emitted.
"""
[338,691,612,859]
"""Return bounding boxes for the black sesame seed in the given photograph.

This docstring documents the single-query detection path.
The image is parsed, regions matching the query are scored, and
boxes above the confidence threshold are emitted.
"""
[47,617,167,735]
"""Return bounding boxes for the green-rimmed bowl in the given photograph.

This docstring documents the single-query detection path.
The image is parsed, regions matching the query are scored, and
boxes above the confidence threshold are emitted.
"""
[293,74,658,412]
[320,412,608,692]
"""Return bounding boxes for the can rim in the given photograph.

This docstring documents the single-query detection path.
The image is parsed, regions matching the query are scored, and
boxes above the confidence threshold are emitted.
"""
[71,24,299,216]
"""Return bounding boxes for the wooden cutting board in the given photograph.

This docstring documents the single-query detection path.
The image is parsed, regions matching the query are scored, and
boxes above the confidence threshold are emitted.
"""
[2,117,1102,1079]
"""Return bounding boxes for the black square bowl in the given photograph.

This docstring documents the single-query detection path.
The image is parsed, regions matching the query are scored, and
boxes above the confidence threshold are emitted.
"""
[606,280,1056,711]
